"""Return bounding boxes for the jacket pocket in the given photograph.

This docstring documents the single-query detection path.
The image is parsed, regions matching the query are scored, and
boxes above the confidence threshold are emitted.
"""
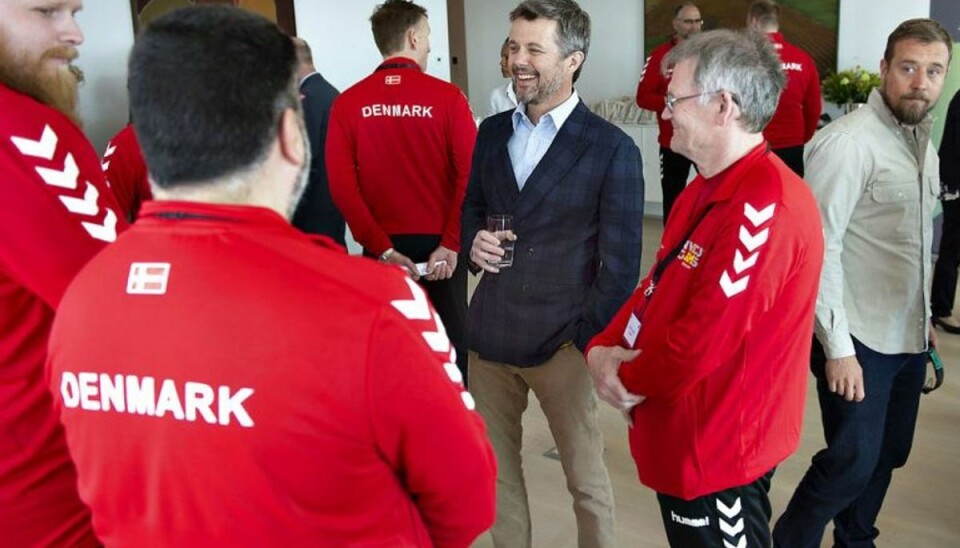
[869,180,917,203]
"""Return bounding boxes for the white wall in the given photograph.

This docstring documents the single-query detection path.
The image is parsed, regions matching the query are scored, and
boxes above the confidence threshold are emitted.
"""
[837,0,932,71]
[75,1,450,153]
[75,0,938,152]
[293,0,450,93]
[463,0,643,116]
[76,1,135,154]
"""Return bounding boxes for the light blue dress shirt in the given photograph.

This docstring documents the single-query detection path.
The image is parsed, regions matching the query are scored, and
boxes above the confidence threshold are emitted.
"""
[508,90,580,190]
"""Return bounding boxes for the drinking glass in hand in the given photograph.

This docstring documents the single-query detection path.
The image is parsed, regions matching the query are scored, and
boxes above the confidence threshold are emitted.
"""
[486,214,515,268]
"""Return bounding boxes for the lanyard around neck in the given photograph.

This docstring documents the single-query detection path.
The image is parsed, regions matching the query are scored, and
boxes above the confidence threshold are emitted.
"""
[633,204,715,320]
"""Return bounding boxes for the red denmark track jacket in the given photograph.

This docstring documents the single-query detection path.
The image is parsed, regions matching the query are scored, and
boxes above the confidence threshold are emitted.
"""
[327,57,476,256]
[636,38,677,149]
[0,82,126,547]
[588,145,823,500]
[764,32,822,149]
[102,123,152,220]
[48,201,495,547]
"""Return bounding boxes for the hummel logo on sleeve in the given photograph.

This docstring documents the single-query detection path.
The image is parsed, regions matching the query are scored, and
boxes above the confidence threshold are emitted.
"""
[11,124,120,242]
[391,277,475,410]
[719,203,775,298]
[101,142,116,172]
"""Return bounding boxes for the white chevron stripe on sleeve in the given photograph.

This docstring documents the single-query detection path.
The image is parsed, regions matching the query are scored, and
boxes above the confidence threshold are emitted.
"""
[738,226,769,252]
[733,249,759,275]
[720,271,749,298]
[36,153,79,189]
[59,182,101,216]
[81,208,119,242]
[391,277,432,320]
[743,202,776,226]
[11,124,57,160]
[422,310,451,354]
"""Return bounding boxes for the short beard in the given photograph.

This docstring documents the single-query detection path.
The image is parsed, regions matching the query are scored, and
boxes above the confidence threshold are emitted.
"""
[0,42,82,127]
[513,67,563,106]
[880,87,931,126]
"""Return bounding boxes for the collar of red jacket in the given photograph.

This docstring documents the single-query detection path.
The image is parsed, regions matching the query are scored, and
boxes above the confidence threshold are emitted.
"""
[698,142,771,205]
[138,200,290,227]
[137,200,346,251]
[378,56,422,71]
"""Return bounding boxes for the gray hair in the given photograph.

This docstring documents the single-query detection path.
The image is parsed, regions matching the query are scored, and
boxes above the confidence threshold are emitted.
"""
[510,0,590,81]
[663,29,784,133]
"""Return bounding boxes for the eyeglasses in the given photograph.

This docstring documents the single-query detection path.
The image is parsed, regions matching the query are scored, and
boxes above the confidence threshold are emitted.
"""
[664,90,723,112]
[679,18,703,25]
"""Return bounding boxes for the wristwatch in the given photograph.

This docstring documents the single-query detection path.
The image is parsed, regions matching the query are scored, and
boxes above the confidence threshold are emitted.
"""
[379,248,395,262]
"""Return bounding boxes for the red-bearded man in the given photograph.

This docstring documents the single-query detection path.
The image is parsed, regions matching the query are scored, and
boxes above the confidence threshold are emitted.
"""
[0,1,126,545]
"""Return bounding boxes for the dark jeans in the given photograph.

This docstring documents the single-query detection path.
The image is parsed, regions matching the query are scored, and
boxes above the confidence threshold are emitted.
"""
[932,197,960,317]
[772,145,805,177]
[657,469,775,548]
[365,234,468,385]
[772,337,926,548]
[659,147,694,225]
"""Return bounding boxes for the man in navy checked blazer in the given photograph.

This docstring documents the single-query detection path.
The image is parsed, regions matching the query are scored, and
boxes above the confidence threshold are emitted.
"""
[462,1,643,546]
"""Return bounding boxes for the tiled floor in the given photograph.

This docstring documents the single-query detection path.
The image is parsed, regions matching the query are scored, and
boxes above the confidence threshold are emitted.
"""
[469,217,960,547]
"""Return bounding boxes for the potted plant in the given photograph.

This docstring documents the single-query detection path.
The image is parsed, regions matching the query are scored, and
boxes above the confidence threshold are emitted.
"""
[821,66,881,113]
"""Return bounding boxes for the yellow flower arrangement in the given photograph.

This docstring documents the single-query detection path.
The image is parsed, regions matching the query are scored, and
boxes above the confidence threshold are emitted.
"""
[821,66,881,106]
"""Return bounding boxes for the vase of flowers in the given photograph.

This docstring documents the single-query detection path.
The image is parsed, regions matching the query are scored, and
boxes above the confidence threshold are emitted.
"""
[821,66,881,112]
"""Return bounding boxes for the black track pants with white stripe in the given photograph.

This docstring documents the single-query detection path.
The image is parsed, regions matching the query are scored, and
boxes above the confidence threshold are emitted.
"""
[656,469,775,548]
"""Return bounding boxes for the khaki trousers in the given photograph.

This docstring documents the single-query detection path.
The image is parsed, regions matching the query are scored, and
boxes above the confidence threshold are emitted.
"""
[469,346,615,548]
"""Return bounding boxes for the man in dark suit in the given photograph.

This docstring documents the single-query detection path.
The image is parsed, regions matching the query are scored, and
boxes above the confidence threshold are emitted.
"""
[462,1,644,546]
[291,37,345,245]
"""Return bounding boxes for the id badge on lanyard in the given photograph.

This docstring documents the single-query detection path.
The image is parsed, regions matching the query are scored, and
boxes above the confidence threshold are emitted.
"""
[621,203,714,350]
[623,313,641,347]
[622,287,651,348]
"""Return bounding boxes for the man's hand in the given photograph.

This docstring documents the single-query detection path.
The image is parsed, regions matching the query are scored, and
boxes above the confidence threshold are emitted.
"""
[424,245,457,281]
[825,355,865,402]
[929,322,939,351]
[383,249,420,280]
[585,345,645,413]
[469,230,514,273]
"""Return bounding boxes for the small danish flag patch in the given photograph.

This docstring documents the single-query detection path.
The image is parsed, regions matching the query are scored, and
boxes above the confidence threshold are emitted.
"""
[385,75,401,85]
[127,262,171,295]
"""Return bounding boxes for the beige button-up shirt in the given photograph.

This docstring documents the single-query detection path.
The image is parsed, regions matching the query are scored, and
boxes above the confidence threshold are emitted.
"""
[805,89,939,358]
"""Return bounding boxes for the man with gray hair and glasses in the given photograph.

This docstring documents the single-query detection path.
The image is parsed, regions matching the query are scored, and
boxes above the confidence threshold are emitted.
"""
[586,29,823,548]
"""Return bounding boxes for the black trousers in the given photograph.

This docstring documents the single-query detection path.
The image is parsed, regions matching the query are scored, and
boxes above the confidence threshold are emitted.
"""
[659,147,694,225]
[657,469,775,548]
[932,198,960,317]
[365,234,468,385]
[772,145,805,177]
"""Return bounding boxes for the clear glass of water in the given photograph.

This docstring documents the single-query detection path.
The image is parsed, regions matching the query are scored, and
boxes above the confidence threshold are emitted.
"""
[486,214,515,268]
